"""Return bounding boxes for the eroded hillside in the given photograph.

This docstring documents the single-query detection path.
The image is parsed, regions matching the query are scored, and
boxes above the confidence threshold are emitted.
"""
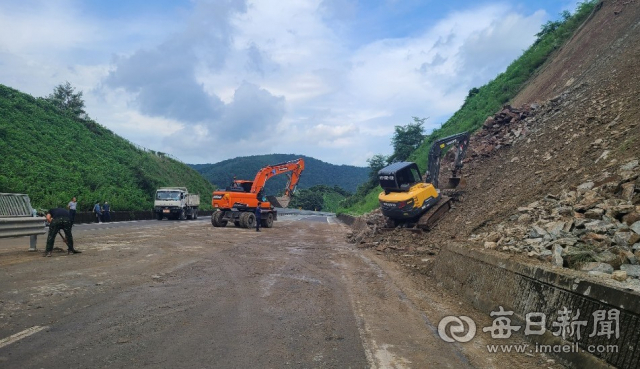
[351,0,640,288]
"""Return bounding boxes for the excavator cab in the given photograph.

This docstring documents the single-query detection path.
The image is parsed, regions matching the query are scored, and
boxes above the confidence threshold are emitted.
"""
[227,180,253,192]
[378,162,440,220]
[379,162,423,194]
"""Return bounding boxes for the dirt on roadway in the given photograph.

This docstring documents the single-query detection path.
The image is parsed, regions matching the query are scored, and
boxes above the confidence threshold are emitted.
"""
[0,216,562,368]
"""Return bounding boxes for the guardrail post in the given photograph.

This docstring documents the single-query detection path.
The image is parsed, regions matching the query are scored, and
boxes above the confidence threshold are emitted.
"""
[1,193,46,250]
[29,235,38,251]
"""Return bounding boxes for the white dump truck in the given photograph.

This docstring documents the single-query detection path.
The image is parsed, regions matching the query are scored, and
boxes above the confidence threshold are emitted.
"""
[154,187,200,220]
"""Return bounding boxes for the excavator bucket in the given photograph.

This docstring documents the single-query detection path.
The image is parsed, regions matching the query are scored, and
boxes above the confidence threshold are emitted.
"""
[442,174,466,190]
[266,195,290,208]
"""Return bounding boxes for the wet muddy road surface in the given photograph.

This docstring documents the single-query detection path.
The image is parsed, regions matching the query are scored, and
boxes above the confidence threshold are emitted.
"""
[0,216,560,368]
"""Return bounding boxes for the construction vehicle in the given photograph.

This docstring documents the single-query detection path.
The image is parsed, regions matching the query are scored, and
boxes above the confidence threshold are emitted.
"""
[154,187,200,220]
[211,158,305,229]
[378,132,470,230]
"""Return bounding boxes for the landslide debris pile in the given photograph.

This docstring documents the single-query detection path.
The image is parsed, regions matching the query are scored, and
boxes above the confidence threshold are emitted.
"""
[347,91,640,287]
[471,159,640,286]
[466,103,538,158]
[346,96,581,245]
[346,0,640,289]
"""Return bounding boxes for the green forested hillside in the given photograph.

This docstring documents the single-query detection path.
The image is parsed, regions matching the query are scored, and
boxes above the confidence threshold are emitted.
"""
[288,185,351,213]
[0,84,215,211]
[340,0,599,215]
[191,154,368,194]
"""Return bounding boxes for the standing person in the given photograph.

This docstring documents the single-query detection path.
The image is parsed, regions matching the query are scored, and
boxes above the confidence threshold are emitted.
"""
[255,202,262,232]
[102,201,111,222]
[67,197,77,224]
[44,207,81,257]
[93,201,102,223]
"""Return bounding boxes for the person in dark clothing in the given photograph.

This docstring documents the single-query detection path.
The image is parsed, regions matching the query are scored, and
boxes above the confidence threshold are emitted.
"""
[255,202,262,232]
[102,201,111,222]
[93,201,102,223]
[44,208,81,257]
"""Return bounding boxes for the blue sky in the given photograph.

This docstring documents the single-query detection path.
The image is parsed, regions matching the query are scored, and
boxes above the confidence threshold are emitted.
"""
[0,0,578,165]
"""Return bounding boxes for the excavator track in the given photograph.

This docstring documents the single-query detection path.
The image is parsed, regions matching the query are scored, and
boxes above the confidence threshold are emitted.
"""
[381,195,453,232]
[415,195,452,230]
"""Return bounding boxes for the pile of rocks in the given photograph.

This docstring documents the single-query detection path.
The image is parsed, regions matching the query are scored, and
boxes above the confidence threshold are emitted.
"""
[471,159,640,284]
[465,104,538,159]
[347,209,386,245]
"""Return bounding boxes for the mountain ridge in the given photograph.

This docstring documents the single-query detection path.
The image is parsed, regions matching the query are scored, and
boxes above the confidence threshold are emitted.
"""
[191,154,368,195]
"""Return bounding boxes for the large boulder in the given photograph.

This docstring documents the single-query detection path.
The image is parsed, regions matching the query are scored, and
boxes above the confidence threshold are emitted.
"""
[621,183,636,202]
[612,270,628,281]
[619,160,639,172]
[584,220,615,234]
[580,262,614,274]
[584,208,604,219]
[620,264,640,278]
[623,212,640,226]
[614,231,640,247]
[608,204,635,220]
[545,221,566,238]
[529,225,549,239]
[574,190,603,212]
[577,182,595,194]
[593,251,624,269]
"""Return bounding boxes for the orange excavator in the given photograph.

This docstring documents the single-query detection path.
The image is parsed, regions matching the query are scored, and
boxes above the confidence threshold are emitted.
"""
[210,158,305,229]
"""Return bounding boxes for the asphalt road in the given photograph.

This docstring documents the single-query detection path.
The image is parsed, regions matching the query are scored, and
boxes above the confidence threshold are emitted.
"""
[0,216,558,368]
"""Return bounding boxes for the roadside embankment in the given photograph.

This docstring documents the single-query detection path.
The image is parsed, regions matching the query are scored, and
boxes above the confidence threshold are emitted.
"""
[434,243,639,368]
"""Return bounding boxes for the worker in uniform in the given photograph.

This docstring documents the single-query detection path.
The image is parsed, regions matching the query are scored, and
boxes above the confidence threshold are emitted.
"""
[44,208,81,257]
[67,197,77,224]
[255,202,262,232]
[93,201,102,223]
[102,201,111,222]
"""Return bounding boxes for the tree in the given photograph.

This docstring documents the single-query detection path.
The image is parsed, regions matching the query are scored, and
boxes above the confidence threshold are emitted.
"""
[464,87,480,105]
[389,117,426,162]
[289,189,324,211]
[47,81,87,118]
[366,154,389,183]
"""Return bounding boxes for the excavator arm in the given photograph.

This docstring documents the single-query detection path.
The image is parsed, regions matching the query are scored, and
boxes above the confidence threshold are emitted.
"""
[424,132,470,189]
[250,158,305,197]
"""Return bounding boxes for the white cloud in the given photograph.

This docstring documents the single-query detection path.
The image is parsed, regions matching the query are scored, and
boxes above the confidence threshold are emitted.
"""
[0,1,94,54]
[0,0,551,167]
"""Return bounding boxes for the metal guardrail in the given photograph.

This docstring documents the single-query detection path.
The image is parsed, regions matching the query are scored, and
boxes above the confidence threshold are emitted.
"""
[0,193,45,251]
[0,218,46,237]
[0,193,35,217]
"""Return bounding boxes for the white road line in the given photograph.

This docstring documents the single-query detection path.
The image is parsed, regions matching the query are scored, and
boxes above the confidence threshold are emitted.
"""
[0,326,48,349]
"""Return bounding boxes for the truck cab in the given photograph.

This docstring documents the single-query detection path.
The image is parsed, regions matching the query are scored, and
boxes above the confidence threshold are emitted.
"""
[154,187,200,220]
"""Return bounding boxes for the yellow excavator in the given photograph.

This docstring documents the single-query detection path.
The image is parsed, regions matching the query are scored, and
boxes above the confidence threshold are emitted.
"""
[377,132,470,230]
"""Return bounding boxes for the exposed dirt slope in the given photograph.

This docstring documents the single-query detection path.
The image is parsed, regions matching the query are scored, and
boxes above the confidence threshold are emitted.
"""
[351,0,640,281]
[436,0,640,240]
[513,0,639,105]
